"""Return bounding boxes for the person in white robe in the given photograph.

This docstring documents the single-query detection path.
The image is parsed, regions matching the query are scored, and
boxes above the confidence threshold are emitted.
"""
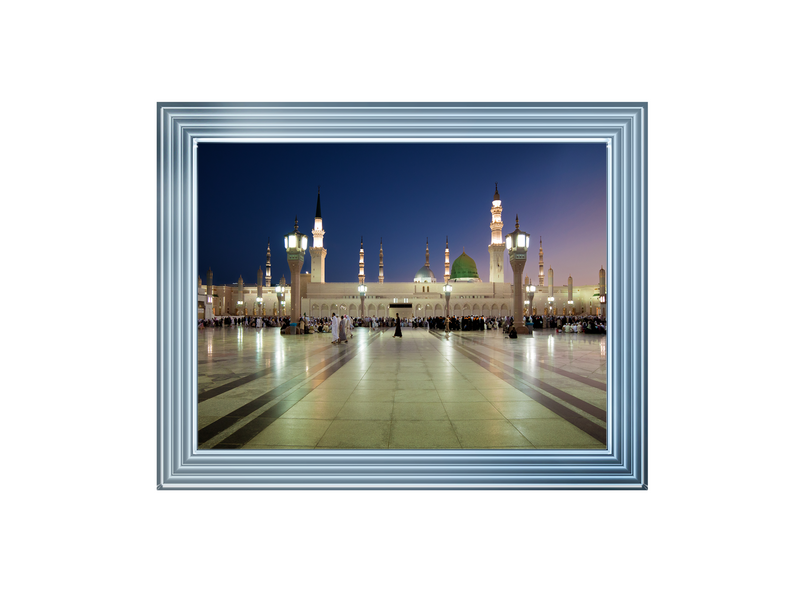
[331,313,340,344]
[339,315,348,343]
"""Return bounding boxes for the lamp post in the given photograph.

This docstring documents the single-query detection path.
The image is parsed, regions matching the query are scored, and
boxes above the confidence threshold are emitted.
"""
[547,296,554,316]
[256,297,263,316]
[274,285,285,317]
[505,215,530,334]
[526,283,537,316]
[284,217,308,328]
[567,275,574,316]
[599,266,607,319]
[444,283,452,317]
[358,284,367,321]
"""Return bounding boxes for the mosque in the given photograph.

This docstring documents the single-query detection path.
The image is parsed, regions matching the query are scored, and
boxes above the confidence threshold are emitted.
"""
[197,186,606,321]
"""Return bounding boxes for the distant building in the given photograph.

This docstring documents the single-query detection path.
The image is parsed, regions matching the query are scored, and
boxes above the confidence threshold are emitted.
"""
[198,186,605,320]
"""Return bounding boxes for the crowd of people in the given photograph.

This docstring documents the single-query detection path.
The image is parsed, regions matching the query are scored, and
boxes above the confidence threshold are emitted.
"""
[199,313,606,336]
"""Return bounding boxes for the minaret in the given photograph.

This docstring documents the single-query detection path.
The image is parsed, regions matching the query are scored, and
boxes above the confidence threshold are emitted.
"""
[379,238,384,284]
[538,237,544,286]
[310,187,327,283]
[444,236,450,283]
[425,238,430,269]
[265,240,271,287]
[358,236,365,284]
[488,183,505,283]
[206,267,213,297]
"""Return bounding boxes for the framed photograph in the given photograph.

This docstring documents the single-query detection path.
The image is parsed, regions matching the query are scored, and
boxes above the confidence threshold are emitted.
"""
[157,102,647,489]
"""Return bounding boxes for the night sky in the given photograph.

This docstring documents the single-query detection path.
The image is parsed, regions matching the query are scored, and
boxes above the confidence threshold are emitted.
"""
[197,142,606,288]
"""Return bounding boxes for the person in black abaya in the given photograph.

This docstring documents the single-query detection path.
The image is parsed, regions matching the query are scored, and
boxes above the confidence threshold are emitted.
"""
[393,313,403,338]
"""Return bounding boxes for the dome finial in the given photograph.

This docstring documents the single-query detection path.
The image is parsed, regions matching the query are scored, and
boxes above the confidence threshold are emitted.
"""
[515,214,519,229]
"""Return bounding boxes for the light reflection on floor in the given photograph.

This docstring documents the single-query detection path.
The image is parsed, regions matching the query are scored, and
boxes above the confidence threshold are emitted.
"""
[197,326,607,450]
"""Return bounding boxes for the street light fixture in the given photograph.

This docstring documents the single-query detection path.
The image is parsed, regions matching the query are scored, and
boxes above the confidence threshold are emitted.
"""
[274,285,285,317]
[505,215,530,334]
[358,284,367,320]
[526,283,537,316]
[284,217,308,326]
[444,283,452,317]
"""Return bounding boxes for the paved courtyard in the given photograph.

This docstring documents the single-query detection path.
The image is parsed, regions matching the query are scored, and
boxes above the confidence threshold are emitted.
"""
[197,325,607,450]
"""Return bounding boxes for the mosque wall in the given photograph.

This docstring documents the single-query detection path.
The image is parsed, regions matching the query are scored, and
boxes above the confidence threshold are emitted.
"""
[200,279,606,319]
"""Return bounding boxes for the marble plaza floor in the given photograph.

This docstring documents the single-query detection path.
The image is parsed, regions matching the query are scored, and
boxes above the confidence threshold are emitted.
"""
[197,325,607,450]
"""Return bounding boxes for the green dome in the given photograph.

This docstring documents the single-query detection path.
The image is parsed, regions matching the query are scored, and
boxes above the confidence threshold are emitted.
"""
[450,252,480,280]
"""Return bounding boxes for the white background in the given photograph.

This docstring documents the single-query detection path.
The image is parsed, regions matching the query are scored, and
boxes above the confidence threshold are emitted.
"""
[2,1,801,601]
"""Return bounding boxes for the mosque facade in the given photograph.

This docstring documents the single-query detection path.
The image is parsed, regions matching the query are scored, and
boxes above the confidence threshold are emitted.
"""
[197,187,606,321]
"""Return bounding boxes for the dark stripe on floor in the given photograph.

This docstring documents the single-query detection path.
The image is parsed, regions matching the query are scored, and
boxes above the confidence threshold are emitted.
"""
[205,332,381,449]
[448,333,606,421]
[198,342,335,402]
[453,334,607,392]
[430,331,606,444]
[199,345,356,443]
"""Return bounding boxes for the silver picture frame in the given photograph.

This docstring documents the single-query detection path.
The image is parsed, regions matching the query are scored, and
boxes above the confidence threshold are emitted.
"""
[157,102,647,489]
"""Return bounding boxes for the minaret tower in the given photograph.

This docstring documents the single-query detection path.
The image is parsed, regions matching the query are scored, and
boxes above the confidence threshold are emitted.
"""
[379,238,384,284]
[444,236,450,283]
[265,240,271,287]
[425,238,430,270]
[310,187,327,283]
[488,183,505,283]
[538,237,544,286]
[358,236,365,284]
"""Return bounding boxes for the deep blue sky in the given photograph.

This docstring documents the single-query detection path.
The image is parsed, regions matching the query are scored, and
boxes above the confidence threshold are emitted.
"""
[198,142,606,287]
